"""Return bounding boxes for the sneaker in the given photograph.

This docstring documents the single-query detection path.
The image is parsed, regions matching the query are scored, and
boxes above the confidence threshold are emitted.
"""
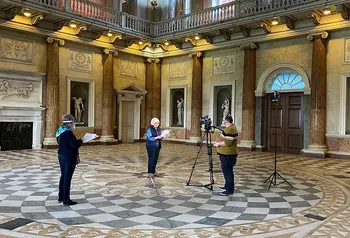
[217,186,226,192]
[220,191,233,196]
[148,173,155,178]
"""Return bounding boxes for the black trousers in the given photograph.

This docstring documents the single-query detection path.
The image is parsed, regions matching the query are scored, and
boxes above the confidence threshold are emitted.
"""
[219,154,237,194]
[58,163,76,202]
[147,147,160,174]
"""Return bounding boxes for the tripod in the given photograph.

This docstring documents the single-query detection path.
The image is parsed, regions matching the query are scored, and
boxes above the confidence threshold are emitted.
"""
[186,129,215,191]
[264,96,293,190]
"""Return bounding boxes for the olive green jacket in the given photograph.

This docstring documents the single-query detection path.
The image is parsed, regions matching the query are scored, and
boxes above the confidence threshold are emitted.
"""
[216,125,238,155]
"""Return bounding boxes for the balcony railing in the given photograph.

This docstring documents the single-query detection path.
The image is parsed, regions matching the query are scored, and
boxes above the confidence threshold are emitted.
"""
[26,0,152,35]
[155,0,316,35]
[25,0,319,37]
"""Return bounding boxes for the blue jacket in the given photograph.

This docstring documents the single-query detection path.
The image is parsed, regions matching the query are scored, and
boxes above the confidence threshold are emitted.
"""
[57,130,82,164]
[146,126,161,149]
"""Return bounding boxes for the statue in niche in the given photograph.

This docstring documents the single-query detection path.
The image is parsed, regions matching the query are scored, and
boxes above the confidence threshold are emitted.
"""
[72,97,85,123]
[0,81,9,96]
[221,98,230,126]
[177,98,184,125]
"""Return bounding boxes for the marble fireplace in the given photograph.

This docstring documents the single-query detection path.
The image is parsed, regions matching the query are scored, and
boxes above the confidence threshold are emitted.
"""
[0,70,45,150]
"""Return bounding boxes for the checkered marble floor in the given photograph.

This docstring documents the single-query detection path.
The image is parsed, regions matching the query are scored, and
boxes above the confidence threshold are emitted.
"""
[0,143,349,237]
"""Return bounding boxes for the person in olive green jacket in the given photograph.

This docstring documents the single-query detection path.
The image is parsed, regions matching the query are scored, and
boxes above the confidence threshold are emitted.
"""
[214,116,238,196]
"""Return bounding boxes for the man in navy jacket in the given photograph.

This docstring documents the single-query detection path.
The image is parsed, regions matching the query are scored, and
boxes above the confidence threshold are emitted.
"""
[56,114,82,206]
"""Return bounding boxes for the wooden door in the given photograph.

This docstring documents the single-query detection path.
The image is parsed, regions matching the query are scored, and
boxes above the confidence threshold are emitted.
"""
[267,93,303,154]
[121,101,135,143]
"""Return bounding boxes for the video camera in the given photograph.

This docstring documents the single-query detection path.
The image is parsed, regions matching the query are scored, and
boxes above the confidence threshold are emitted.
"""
[200,115,212,131]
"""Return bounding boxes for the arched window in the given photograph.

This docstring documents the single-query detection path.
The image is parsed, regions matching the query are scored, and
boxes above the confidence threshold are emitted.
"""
[268,72,305,91]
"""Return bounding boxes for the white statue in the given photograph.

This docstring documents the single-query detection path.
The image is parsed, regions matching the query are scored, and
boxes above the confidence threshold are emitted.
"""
[177,98,184,125]
[72,97,85,123]
[221,98,230,126]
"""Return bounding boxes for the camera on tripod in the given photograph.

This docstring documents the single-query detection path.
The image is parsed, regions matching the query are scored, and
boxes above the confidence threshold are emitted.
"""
[200,115,212,132]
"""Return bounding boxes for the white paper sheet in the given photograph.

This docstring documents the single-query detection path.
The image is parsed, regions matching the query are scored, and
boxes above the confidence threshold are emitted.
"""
[161,130,171,138]
[82,133,98,143]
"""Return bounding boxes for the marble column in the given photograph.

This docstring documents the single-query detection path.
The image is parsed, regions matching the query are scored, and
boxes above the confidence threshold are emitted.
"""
[43,37,65,146]
[145,58,161,126]
[305,31,328,157]
[101,49,117,141]
[240,43,258,150]
[169,0,176,18]
[189,52,203,142]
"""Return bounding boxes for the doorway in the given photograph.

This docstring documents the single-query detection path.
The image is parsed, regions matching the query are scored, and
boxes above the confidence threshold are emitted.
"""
[121,101,135,143]
[0,122,33,151]
[266,93,303,154]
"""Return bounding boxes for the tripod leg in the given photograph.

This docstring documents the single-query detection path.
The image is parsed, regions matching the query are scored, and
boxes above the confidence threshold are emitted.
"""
[186,132,207,186]
[276,172,294,188]
[264,173,274,183]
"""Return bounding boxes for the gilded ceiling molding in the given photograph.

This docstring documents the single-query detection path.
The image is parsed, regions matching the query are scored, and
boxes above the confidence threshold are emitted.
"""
[311,12,321,25]
[109,33,123,43]
[103,49,118,56]
[74,25,87,35]
[31,14,44,25]
[46,36,65,46]
[188,52,203,58]
[146,58,161,63]
[139,41,152,51]
[184,37,197,46]
[239,42,258,50]
[307,31,329,41]
[155,44,168,52]
[259,22,271,34]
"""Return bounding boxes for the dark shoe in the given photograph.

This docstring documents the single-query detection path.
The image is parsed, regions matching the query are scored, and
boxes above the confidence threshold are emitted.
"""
[220,191,233,196]
[58,199,63,203]
[63,200,77,206]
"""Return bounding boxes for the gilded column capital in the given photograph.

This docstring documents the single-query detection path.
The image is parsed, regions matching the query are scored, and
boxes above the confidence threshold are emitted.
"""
[239,42,258,50]
[188,52,203,58]
[307,31,329,41]
[103,49,118,56]
[146,58,161,63]
[46,37,65,46]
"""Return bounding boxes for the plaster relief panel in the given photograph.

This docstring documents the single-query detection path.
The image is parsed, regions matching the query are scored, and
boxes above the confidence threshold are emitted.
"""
[213,55,235,75]
[0,78,41,107]
[119,60,138,78]
[0,37,34,64]
[345,38,350,63]
[68,50,93,72]
[169,62,186,79]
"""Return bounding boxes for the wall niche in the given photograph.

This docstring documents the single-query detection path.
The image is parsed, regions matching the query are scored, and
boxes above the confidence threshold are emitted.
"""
[214,86,232,126]
[170,88,185,127]
[70,81,89,126]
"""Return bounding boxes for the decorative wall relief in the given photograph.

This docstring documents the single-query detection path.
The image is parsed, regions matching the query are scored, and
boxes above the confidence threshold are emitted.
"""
[0,37,34,64]
[0,80,38,100]
[119,60,137,78]
[345,38,350,63]
[169,62,186,79]
[68,50,92,72]
[213,55,235,75]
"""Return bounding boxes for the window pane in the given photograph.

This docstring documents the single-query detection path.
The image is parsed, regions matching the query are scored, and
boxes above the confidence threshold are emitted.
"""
[268,72,305,91]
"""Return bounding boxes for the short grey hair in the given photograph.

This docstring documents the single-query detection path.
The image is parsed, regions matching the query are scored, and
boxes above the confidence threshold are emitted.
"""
[150,117,160,126]
[62,114,75,123]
